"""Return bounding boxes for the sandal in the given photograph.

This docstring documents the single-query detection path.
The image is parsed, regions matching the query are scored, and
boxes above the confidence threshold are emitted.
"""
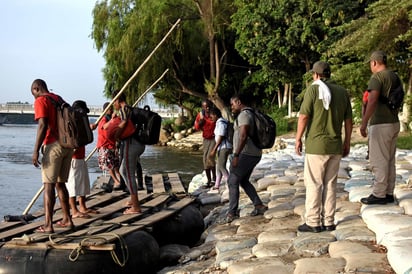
[34,226,54,234]
[72,212,91,219]
[123,207,142,215]
[55,221,75,229]
[81,208,99,214]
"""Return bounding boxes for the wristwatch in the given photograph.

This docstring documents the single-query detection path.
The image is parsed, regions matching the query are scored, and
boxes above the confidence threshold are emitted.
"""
[233,153,239,157]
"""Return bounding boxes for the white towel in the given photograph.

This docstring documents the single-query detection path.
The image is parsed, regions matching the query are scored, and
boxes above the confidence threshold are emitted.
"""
[312,79,331,110]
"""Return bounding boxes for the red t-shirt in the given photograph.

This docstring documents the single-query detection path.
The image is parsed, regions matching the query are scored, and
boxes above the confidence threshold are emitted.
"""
[362,91,369,103]
[97,115,116,149]
[33,93,59,145]
[72,146,85,159]
[194,112,215,139]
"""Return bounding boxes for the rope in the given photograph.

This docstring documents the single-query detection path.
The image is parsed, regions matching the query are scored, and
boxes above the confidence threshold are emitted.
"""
[48,233,129,267]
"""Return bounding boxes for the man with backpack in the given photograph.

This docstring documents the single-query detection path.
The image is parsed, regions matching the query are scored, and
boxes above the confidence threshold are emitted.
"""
[222,94,268,223]
[112,91,145,214]
[360,51,402,205]
[295,61,352,233]
[31,79,74,233]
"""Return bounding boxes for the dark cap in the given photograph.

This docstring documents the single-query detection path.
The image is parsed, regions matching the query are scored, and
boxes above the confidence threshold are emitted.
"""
[367,50,387,63]
[310,61,331,76]
[72,100,90,113]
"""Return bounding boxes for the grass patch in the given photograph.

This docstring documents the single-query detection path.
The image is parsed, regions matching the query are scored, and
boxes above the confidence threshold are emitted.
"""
[351,132,412,149]
[397,133,412,149]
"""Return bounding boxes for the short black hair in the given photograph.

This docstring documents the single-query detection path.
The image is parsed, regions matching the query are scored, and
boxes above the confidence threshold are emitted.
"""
[231,93,251,105]
[209,107,221,117]
[32,79,48,91]
[112,89,126,102]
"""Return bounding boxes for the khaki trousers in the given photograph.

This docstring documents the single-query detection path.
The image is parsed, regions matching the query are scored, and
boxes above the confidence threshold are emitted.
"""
[369,122,399,198]
[304,154,341,227]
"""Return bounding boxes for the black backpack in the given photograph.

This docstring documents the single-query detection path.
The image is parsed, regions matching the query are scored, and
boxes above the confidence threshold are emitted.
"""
[45,96,94,149]
[380,76,404,110]
[243,108,276,149]
[128,105,162,145]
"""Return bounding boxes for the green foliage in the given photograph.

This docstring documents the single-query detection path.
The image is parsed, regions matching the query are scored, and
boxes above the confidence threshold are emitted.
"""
[266,106,296,136]
[397,134,412,149]
[231,0,370,108]
[330,0,412,92]
[91,0,411,128]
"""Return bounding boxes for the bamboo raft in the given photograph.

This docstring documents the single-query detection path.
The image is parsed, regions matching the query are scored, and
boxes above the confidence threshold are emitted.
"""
[0,172,197,271]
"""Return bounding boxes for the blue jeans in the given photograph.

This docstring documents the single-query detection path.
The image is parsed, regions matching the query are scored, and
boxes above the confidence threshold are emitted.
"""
[228,154,262,216]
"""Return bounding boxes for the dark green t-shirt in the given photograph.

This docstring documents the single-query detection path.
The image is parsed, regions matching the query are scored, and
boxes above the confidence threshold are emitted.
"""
[299,79,352,155]
[367,69,400,125]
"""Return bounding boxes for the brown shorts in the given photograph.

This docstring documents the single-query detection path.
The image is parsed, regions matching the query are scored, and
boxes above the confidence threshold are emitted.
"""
[203,138,216,169]
[41,142,74,183]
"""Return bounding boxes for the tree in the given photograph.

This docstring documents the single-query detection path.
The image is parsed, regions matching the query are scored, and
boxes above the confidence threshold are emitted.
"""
[231,0,373,115]
[91,0,249,119]
[331,0,411,129]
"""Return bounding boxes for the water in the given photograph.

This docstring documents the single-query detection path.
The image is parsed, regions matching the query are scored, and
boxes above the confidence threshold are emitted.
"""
[0,124,203,219]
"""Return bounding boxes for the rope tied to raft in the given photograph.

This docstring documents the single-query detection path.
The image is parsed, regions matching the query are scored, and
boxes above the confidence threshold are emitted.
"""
[49,233,129,267]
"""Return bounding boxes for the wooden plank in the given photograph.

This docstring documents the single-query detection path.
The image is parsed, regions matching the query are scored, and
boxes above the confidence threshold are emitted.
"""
[4,241,115,251]
[151,174,165,193]
[167,173,186,193]
[84,197,195,244]
[0,192,150,242]
[53,194,171,240]
[0,188,114,232]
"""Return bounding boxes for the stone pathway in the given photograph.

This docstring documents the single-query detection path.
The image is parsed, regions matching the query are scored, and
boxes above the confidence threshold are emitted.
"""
[159,138,412,274]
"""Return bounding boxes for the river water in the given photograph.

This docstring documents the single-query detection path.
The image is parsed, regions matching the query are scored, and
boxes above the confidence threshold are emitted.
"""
[0,124,203,219]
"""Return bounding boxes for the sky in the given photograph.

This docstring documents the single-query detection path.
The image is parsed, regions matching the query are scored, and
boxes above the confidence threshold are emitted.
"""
[0,0,108,107]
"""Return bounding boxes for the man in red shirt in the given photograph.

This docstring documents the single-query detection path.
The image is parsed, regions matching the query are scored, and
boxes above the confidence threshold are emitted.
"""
[31,79,74,233]
[194,99,216,187]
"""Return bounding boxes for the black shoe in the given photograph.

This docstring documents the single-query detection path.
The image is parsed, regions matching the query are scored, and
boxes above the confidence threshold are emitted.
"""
[137,185,145,191]
[360,194,387,205]
[217,214,239,224]
[386,194,395,203]
[322,224,336,231]
[298,223,321,233]
[250,205,268,216]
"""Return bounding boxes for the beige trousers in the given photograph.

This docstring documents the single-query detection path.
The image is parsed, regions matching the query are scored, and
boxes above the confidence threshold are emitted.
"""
[369,122,400,198]
[304,154,341,227]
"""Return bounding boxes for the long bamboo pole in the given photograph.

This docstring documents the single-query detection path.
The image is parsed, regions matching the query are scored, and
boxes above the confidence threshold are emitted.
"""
[21,18,180,216]
[95,18,181,126]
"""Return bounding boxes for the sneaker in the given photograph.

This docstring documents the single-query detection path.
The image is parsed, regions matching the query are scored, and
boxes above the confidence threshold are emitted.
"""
[322,224,336,231]
[386,194,395,203]
[298,223,321,233]
[217,214,239,224]
[360,194,387,205]
[250,205,268,216]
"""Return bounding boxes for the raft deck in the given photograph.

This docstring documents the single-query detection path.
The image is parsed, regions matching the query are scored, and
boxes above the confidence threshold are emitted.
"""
[0,172,193,252]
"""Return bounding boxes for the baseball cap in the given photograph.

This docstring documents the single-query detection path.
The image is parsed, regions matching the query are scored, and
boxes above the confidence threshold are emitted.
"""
[310,61,331,75]
[366,50,387,63]
[72,100,90,113]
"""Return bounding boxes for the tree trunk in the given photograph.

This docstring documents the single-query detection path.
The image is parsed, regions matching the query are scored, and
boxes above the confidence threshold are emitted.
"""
[288,83,293,117]
[399,69,412,132]
[282,84,289,107]
[277,89,282,108]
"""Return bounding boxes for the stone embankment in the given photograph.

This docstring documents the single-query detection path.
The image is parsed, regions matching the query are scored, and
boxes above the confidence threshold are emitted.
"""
[159,135,412,274]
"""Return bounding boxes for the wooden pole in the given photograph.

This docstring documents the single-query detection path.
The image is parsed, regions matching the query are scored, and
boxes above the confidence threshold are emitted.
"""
[95,18,181,126]
[21,18,180,216]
